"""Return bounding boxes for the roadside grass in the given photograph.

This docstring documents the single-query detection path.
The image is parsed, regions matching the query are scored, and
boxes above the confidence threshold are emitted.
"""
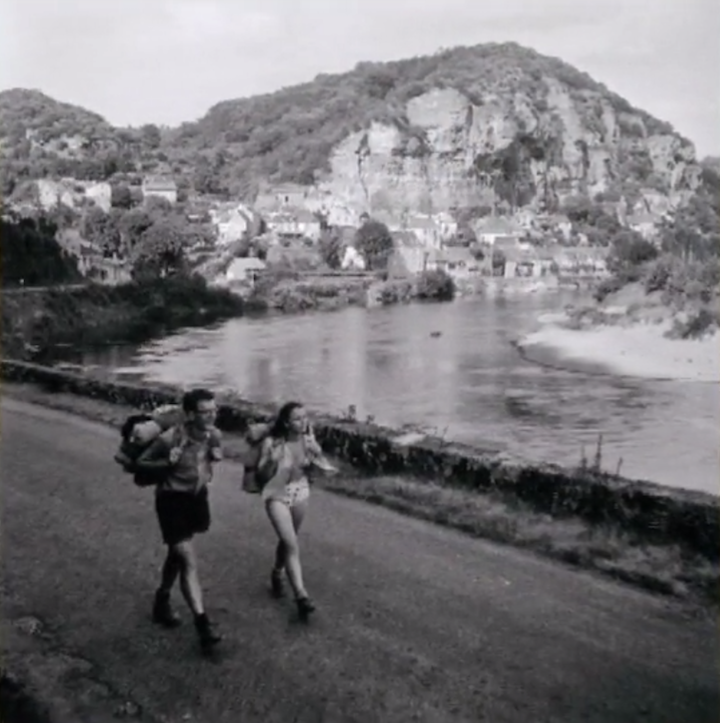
[3,381,717,608]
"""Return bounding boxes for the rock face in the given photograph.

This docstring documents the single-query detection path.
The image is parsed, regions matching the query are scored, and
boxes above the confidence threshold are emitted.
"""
[320,84,699,216]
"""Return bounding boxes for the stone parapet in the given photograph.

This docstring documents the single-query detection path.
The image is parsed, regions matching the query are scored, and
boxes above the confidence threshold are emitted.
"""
[2,359,717,561]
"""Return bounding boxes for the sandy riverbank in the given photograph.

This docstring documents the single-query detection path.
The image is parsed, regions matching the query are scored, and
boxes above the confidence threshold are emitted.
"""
[519,318,720,383]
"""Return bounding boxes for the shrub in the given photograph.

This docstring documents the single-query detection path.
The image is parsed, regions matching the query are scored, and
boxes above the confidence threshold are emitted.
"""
[607,232,658,272]
[378,280,413,305]
[416,269,456,301]
[643,254,682,294]
[668,308,719,339]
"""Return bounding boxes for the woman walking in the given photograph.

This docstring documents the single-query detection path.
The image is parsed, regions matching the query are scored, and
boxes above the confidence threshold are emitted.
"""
[257,401,334,619]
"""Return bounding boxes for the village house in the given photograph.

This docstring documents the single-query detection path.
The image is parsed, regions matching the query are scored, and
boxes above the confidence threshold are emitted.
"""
[265,243,323,269]
[57,228,132,283]
[490,235,523,260]
[56,228,98,271]
[36,179,113,213]
[406,214,442,249]
[387,231,437,277]
[554,249,580,275]
[435,246,481,281]
[92,255,133,285]
[502,246,543,279]
[575,247,609,277]
[142,176,178,204]
[265,209,322,242]
[210,205,253,246]
[83,182,113,213]
[626,212,658,243]
[542,247,607,277]
[536,213,573,242]
[323,204,358,227]
[255,183,311,211]
[225,257,266,288]
[474,217,524,246]
[433,211,459,241]
[514,208,536,231]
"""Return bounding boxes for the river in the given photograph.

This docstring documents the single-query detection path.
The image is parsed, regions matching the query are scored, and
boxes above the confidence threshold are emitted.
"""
[68,292,718,495]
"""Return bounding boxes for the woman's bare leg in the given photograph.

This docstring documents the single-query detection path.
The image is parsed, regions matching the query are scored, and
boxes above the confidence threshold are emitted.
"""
[265,500,307,599]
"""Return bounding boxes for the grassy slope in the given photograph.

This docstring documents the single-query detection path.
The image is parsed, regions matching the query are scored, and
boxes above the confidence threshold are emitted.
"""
[1,278,245,360]
[3,380,716,607]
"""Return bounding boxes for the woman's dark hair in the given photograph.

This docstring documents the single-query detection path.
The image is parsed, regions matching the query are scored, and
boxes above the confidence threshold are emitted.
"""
[269,401,304,439]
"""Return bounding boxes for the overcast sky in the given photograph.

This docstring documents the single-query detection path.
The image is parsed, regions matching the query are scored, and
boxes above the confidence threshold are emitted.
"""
[2,0,718,155]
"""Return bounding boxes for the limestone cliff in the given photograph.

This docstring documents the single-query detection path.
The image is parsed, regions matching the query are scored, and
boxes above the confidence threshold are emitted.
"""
[320,83,699,217]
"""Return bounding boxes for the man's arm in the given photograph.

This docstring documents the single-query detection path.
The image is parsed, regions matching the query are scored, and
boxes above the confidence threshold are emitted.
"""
[135,436,172,471]
[208,427,223,462]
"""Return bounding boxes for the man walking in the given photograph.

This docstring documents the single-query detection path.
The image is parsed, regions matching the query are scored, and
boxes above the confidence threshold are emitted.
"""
[135,388,223,653]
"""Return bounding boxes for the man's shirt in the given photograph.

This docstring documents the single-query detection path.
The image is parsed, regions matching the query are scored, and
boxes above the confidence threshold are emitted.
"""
[139,425,222,494]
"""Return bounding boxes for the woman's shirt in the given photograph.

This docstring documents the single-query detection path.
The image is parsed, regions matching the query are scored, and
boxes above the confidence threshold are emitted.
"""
[259,433,321,494]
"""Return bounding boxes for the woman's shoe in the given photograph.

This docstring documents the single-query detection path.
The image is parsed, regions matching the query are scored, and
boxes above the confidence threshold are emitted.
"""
[195,614,222,653]
[270,569,286,599]
[296,596,316,621]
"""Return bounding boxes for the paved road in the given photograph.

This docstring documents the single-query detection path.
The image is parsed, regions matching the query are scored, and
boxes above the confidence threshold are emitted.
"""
[2,397,718,723]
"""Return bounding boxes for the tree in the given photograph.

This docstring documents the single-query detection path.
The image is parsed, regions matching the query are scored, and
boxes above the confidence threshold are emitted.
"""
[659,187,720,262]
[491,249,506,275]
[318,228,344,269]
[355,219,393,270]
[131,218,188,279]
[140,124,162,150]
[469,243,486,260]
[1,217,81,287]
[81,207,121,256]
[116,208,153,252]
[144,196,174,218]
[111,183,134,209]
[607,231,658,272]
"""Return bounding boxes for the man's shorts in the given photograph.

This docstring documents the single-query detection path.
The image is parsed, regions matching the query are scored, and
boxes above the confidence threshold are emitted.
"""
[155,488,210,546]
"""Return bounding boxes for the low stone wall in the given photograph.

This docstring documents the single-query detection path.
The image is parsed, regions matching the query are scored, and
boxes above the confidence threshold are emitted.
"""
[3,359,718,561]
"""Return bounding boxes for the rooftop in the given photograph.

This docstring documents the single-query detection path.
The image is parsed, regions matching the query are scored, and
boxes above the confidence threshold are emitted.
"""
[392,230,422,248]
[406,215,435,230]
[438,246,475,264]
[627,213,656,225]
[476,217,523,234]
[227,257,267,274]
[143,176,177,190]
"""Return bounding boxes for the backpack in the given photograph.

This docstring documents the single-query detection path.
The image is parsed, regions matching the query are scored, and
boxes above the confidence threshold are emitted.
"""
[237,422,272,493]
[114,404,184,487]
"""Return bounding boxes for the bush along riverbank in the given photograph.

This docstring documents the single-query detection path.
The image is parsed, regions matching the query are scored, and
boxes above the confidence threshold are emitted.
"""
[1,275,246,361]
[2,359,718,605]
[244,268,457,313]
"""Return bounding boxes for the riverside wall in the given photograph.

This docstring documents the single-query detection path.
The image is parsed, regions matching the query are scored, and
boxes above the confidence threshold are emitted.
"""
[2,359,718,561]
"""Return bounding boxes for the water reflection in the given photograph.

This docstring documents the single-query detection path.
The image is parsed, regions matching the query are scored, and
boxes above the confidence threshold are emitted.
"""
[73,292,719,495]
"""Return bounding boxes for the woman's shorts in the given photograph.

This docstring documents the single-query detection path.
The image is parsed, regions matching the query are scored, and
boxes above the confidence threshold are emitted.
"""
[155,488,211,546]
[262,479,310,508]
